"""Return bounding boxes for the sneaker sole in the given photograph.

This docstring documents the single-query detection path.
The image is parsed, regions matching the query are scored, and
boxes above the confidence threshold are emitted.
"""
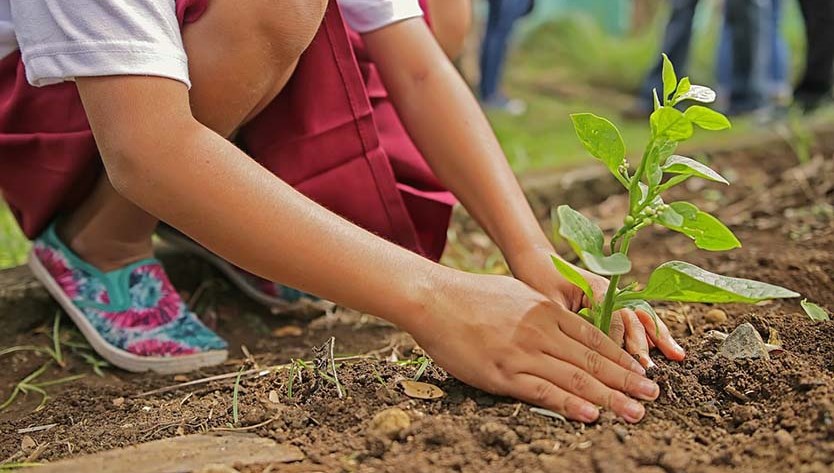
[28,250,228,375]
[156,226,295,310]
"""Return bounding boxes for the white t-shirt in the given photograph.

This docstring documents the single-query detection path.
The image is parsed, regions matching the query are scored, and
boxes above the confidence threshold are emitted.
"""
[0,0,422,88]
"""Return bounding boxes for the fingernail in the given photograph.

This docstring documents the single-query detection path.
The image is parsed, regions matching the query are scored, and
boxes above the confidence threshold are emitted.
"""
[673,341,685,354]
[625,401,644,422]
[637,379,659,399]
[632,360,646,375]
[579,404,599,422]
[646,357,657,369]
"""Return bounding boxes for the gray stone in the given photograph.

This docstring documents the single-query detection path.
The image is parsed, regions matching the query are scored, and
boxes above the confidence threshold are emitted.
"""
[718,323,770,360]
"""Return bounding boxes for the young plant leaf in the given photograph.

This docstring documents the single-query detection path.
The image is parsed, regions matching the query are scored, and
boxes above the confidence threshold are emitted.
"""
[660,202,741,251]
[651,107,693,141]
[581,251,632,276]
[551,255,594,302]
[663,155,729,185]
[675,77,692,99]
[646,139,678,187]
[656,204,684,227]
[661,53,677,104]
[674,84,717,105]
[801,299,830,322]
[684,106,731,131]
[570,113,626,176]
[620,261,800,304]
[554,205,604,258]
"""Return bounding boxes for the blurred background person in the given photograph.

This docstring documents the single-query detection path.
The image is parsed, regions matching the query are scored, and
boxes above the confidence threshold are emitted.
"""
[625,0,771,118]
[717,0,790,115]
[794,0,834,112]
[480,0,535,115]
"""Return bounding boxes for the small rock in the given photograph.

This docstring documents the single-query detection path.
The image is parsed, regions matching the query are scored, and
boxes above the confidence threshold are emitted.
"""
[194,465,239,473]
[718,323,770,360]
[173,374,189,383]
[20,435,36,452]
[659,450,691,473]
[399,380,445,400]
[368,408,411,440]
[268,390,280,404]
[112,397,125,407]
[705,309,728,324]
[478,422,519,454]
[774,429,794,447]
[614,426,629,443]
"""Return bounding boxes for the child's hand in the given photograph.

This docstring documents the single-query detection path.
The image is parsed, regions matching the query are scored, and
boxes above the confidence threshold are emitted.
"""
[407,272,659,423]
[507,247,686,368]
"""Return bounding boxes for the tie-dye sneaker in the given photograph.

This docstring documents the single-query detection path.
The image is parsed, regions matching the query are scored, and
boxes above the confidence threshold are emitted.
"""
[27,223,228,374]
[156,225,326,311]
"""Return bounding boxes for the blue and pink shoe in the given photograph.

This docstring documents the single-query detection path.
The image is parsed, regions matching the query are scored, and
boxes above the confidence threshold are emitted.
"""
[156,225,325,311]
[28,224,228,374]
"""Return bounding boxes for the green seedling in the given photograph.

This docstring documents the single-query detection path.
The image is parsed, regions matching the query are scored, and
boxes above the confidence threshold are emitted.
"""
[553,54,800,335]
[0,361,85,412]
[231,365,245,426]
[801,299,830,322]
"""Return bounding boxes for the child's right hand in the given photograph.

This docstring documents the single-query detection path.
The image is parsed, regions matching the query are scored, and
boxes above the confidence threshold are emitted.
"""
[407,271,660,423]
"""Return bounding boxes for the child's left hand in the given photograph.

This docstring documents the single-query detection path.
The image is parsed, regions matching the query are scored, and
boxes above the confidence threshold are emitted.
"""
[508,246,686,368]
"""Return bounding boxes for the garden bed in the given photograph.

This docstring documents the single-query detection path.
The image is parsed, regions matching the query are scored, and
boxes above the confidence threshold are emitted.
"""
[1,130,833,473]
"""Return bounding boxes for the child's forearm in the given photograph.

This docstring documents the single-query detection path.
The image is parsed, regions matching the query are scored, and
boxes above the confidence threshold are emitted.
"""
[364,20,552,262]
[76,76,446,331]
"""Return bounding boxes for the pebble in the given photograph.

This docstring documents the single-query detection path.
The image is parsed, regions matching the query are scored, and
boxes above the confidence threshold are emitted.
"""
[368,408,411,440]
[529,439,555,454]
[774,429,794,447]
[268,390,281,404]
[731,405,759,424]
[719,323,770,360]
[614,426,629,443]
[112,397,125,407]
[705,309,728,324]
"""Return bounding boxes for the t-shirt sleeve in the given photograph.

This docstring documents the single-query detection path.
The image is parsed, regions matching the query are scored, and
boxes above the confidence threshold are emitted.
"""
[9,0,190,88]
[339,0,424,34]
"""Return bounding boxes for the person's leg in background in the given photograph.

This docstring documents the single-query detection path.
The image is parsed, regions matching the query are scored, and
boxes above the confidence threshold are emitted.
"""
[794,0,834,111]
[717,0,788,114]
[626,0,699,117]
[723,0,771,115]
[479,0,534,114]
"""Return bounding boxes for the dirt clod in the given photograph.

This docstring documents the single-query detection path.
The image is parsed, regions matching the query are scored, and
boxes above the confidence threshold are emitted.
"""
[658,450,691,473]
[194,465,239,473]
[20,435,35,452]
[705,309,728,324]
[773,429,794,447]
[477,421,519,454]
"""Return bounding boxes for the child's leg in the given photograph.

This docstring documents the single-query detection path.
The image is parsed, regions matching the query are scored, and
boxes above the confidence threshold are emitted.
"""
[59,0,327,272]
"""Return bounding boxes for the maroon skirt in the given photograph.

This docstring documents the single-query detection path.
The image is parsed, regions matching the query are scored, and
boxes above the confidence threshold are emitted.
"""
[0,0,454,262]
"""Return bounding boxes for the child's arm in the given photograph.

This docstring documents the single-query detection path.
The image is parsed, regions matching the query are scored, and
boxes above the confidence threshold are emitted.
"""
[362,19,685,366]
[76,75,656,423]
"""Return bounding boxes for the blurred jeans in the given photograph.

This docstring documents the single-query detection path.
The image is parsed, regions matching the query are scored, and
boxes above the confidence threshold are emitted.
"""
[718,0,788,105]
[479,0,535,101]
[638,0,770,114]
[637,0,699,109]
[795,0,834,107]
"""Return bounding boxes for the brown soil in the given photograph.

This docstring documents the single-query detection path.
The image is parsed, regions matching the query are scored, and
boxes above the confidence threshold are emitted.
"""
[1,133,834,473]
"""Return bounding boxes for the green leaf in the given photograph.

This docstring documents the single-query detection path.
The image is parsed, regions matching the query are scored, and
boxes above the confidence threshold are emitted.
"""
[577,307,595,324]
[801,299,830,322]
[554,205,604,257]
[675,77,691,99]
[661,202,741,251]
[570,113,626,176]
[651,107,693,141]
[551,256,594,302]
[581,251,632,276]
[674,84,716,104]
[620,261,800,304]
[663,155,729,184]
[652,89,661,111]
[647,139,678,187]
[684,106,731,131]
[661,53,677,104]
[656,205,684,227]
